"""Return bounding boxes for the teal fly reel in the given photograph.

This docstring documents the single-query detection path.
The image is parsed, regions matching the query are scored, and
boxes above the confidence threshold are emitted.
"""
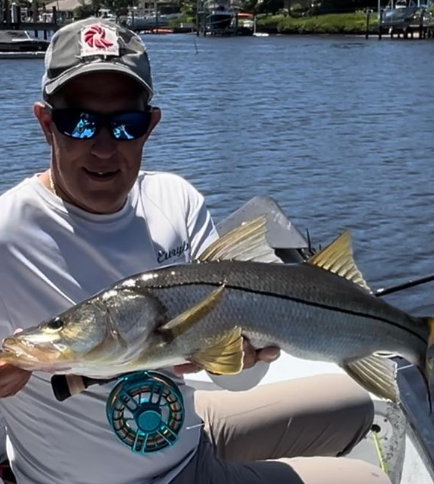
[106,371,185,454]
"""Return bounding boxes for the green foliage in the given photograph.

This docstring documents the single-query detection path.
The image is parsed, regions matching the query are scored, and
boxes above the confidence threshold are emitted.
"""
[256,0,285,14]
[256,11,378,33]
[289,3,310,17]
[178,0,196,16]
[167,14,194,26]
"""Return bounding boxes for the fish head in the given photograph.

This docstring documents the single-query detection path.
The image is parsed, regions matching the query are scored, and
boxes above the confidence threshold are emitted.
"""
[2,299,109,369]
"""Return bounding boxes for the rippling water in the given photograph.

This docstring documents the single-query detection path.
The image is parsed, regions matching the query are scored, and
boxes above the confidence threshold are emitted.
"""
[1,34,434,313]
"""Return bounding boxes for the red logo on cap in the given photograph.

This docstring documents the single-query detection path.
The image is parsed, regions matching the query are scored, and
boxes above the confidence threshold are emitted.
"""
[83,24,114,49]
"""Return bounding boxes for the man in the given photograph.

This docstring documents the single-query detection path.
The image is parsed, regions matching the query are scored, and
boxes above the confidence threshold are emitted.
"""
[0,17,391,484]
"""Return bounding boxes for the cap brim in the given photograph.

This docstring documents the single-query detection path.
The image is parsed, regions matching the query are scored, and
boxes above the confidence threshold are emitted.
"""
[44,62,154,99]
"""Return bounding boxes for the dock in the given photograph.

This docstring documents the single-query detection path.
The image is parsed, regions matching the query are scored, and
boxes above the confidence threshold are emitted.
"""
[0,51,45,59]
[0,21,59,40]
[0,0,60,40]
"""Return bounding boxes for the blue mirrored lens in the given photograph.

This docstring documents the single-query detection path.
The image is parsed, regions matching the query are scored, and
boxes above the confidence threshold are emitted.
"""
[70,115,98,139]
[52,111,98,139]
[111,113,151,140]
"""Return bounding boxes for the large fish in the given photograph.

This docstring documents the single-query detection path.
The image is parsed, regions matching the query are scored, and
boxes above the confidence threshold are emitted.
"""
[1,217,433,409]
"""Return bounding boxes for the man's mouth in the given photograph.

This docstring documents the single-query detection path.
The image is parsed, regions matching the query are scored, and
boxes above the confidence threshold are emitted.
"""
[83,168,120,181]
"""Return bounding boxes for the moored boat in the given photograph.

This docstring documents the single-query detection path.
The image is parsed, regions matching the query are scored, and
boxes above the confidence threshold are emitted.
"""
[0,30,49,53]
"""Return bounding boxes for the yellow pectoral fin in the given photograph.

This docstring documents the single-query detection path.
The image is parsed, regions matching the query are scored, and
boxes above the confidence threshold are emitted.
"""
[190,327,244,375]
[157,284,226,342]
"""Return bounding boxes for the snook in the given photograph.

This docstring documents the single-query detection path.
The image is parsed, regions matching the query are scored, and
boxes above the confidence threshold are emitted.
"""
[2,217,434,408]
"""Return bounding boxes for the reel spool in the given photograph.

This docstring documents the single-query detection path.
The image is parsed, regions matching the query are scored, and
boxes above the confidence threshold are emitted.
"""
[106,371,185,454]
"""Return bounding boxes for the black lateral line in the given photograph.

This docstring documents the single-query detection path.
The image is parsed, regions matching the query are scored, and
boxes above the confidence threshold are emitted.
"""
[149,280,426,345]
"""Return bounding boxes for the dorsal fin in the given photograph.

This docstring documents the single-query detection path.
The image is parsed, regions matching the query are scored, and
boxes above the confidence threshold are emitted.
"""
[307,230,371,292]
[198,216,282,264]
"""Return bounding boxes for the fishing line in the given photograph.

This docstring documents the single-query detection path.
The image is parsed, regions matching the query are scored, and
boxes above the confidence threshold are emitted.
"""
[371,425,389,476]
[185,423,205,430]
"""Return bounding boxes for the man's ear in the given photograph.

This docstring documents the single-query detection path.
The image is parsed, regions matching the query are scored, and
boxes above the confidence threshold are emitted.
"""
[33,102,54,146]
[144,107,161,139]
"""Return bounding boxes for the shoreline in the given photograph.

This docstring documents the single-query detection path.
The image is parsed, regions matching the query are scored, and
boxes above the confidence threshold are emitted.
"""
[163,11,434,38]
[145,28,431,40]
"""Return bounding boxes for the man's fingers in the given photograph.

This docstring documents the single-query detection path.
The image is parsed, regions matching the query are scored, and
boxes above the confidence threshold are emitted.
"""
[257,346,281,363]
[242,339,258,368]
[172,363,202,376]
[0,366,31,397]
[243,338,281,368]
[173,340,281,376]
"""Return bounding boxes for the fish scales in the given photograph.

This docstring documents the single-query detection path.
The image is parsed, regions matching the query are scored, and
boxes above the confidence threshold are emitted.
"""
[129,260,428,365]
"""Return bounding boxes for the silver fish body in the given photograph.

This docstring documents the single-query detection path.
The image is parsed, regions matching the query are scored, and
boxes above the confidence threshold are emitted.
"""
[121,260,429,370]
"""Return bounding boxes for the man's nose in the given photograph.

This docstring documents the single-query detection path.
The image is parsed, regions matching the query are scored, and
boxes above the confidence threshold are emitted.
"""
[90,126,117,159]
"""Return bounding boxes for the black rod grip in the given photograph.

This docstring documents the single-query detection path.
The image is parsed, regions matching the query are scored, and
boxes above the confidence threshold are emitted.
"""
[51,375,109,402]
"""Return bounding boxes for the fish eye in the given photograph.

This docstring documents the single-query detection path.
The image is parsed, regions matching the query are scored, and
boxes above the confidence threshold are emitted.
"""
[46,318,64,331]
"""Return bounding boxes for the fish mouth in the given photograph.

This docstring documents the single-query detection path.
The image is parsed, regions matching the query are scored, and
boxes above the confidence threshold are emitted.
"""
[2,335,69,364]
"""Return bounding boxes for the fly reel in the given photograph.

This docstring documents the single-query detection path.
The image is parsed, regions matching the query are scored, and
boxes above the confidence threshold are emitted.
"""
[106,371,185,454]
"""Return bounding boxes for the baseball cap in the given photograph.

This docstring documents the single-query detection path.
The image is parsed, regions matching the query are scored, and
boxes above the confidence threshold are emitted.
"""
[42,17,154,101]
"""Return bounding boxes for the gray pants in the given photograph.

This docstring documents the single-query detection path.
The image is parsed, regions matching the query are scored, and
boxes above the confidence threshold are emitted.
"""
[172,374,392,484]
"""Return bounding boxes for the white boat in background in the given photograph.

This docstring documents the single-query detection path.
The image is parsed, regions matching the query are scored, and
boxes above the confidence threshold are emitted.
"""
[0,30,48,53]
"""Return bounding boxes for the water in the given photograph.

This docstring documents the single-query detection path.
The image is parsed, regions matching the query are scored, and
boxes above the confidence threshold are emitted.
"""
[1,34,434,313]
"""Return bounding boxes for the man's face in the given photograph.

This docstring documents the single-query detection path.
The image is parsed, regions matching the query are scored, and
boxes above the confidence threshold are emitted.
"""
[36,72,160,214]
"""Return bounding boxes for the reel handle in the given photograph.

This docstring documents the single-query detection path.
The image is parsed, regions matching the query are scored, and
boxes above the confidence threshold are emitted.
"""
[51,375,113,401]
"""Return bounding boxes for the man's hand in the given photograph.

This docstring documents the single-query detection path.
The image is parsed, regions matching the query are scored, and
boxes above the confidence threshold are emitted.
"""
[0,327,32,397]
[173,337,280,377]
[0,363,31,397]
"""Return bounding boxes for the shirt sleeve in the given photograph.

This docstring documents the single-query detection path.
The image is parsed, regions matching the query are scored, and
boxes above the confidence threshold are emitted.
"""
[184,184,219,260]
[0,289,15,345]
[183,181,270,391]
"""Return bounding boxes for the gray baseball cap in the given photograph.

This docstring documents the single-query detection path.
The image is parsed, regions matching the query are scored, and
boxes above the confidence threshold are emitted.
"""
[42,17,154,100]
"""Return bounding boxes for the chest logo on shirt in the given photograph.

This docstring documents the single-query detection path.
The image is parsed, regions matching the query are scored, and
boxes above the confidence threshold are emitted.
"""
[157,241,190,264]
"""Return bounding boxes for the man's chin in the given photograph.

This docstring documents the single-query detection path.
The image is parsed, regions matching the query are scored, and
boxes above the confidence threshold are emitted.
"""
[77,193,129,215]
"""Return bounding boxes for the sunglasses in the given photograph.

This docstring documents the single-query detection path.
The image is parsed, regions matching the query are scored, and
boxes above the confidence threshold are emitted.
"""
[47,105,153,141]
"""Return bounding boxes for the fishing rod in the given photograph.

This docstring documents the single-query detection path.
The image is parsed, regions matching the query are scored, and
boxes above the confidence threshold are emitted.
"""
[375,273,434,298]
